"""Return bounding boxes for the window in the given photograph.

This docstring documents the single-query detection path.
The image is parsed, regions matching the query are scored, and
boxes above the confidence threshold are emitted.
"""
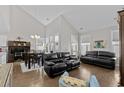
[81,43,90,55]
[71,43,78,55]
[36,38,45,52]
[71,34,78,55]
[45,35,59,53]
[80,35,91,55]
[49,36,54,52]
[55,35,59,51]
[112,41,119,58]
[112,30,119,58]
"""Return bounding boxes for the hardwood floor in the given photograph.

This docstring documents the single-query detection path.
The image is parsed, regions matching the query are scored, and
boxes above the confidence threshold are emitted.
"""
[12,62,120,87]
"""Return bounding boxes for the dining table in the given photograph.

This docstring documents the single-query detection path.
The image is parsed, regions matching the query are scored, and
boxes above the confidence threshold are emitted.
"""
[23,52,44,69]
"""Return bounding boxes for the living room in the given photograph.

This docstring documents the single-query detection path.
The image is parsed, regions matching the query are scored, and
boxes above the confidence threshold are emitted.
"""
[0,5,123,88]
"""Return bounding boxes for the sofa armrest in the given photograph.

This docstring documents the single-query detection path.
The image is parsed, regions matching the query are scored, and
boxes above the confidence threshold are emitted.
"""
[44,61,55,66]
[112,58,117,61]
[70,55,78,60]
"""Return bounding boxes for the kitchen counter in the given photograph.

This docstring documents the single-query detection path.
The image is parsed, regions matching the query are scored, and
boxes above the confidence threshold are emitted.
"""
[0,63,13,87]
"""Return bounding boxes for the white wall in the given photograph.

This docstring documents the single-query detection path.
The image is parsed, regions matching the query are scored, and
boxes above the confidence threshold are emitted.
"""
[0,6,10,33]
[61,15,78,53]
[0,6,46,50]
[46,15,78,53]
[0,6,10,64]
[0,6,78,54]
[1,6,115,56]
[46,16,61,52]
[81,29,113,52]
[7,6,45,50]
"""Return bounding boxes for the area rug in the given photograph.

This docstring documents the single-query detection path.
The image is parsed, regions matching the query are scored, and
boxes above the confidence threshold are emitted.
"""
[20,62,40,73]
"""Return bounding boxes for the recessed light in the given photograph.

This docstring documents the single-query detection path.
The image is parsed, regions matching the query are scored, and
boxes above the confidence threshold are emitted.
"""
[30,35,40,39]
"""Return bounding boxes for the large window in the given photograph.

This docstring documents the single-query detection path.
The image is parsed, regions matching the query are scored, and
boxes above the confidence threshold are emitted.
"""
[45,35,59,53]
[112,41,119,58]
[80,35,91,55]
[71,43,78,55]
[81,43,90,55]
[112,30,119,58]
[55,35,59,52]
[71,34,78,56]
[36,38,45,52]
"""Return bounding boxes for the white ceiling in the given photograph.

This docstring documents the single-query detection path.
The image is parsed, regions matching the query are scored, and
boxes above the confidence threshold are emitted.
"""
[21,5,123,32]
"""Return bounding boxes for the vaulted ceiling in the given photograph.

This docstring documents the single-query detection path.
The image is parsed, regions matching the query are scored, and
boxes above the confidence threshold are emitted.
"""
[21,5,123,32]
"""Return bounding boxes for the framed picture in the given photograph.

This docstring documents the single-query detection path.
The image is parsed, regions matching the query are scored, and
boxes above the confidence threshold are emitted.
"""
[94,40,105,48]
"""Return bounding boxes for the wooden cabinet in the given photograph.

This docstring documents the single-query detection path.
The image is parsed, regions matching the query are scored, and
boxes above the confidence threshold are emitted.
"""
[118,10,124,86]
[8,41,30,63]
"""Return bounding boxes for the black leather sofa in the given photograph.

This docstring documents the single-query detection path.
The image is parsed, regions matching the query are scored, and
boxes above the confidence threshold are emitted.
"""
[44,52,80,77]
[80,51,116,70]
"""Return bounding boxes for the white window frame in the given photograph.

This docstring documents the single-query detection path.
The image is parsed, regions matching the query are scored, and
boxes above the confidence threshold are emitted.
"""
[112,41,120,58]
[81,42,91,55]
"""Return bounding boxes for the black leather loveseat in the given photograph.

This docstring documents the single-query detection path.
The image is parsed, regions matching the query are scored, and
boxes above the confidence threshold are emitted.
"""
[80,51,116,70]
[44,52,80,77]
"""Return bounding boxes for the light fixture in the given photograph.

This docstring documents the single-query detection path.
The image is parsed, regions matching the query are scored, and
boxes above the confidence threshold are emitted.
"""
[30,34,41,50]
[37,36,40,39]
[30,35,34,39]
[35,35,38,38]
[30,35,40,39]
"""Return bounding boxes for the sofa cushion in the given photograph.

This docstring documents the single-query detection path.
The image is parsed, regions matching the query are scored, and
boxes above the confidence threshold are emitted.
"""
[70,60,80,66]
[52,63,67,73]
[98,51,115,58]
[45,61,55,66]
[62,52,70,58]
[92,58,114,65]
[44,53,58,61]
[81,56,95,62]
[64,60,72,67]
[97,56,116,61]
[86,51,98,56]
[50,53,58,59]
[49,59,63,63]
